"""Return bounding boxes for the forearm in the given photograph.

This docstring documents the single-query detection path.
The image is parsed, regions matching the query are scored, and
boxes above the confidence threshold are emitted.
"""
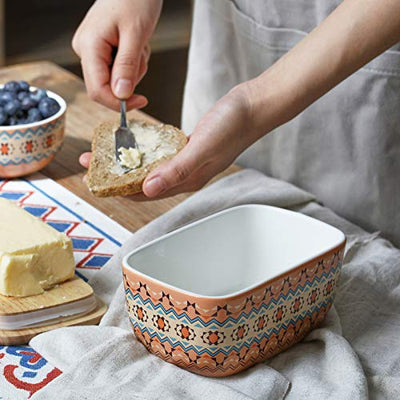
[246,0,400,135]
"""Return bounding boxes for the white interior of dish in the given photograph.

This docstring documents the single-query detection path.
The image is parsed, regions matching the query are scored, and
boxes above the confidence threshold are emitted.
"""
[124,205,345,297]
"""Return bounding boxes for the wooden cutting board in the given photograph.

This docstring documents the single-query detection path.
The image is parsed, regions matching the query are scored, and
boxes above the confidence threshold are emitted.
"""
[0,62,240,234]
[0,276,107,345]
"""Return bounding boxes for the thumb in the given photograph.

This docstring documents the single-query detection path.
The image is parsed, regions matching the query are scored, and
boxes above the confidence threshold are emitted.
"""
[143,143,205,197]
[111,30,143,99]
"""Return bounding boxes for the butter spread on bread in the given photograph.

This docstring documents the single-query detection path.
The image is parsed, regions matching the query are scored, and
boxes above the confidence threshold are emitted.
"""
[0,198,75,297]
[112,122,181,175]
[87,119,187,197]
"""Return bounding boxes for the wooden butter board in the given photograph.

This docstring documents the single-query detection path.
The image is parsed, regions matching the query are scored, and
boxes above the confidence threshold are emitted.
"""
[0,276,93,315]
[0,276,107,345]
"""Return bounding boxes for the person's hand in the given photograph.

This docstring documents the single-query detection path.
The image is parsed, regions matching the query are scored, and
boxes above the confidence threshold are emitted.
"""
[141,85,259,198]
[72,0,162,111]
[79,83,264,200]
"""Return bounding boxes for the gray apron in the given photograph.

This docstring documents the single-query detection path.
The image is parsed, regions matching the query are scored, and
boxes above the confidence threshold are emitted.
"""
[182,0,400,247]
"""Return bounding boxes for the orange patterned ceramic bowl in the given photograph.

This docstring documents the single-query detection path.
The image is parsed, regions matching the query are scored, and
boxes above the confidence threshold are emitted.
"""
[0,89,66,178]
[122,205,346,377]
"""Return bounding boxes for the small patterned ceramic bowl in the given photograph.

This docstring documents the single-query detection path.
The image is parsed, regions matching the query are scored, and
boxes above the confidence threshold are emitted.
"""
[0,89,66,178]
[122,205,346,377]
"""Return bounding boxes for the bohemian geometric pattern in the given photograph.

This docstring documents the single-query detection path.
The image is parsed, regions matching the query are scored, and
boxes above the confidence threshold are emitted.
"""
[123,245,344,377]
[0,173,130,399]
[0,116,64,166]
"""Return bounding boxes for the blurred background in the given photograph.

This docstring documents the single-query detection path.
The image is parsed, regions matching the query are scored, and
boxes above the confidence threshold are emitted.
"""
[1,0,192,126]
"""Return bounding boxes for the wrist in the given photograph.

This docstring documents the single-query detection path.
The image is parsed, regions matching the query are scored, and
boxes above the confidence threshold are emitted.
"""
[115,0,162,36]
[243,69,306,140]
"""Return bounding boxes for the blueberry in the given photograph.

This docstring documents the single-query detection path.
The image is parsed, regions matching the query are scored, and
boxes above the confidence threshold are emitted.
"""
[0,91,16,105]
[17,81,30,92]
[17,91,29,101]
[21,96,38,111]
[17,118,26,125]
[4,81,20,93]
[8,116,18,125]
[30,89,47,103]
[38,97,60,118]
[4,99,21,116]
[0,109,7,125]
[26,107,42,123]
[28,107,40,116]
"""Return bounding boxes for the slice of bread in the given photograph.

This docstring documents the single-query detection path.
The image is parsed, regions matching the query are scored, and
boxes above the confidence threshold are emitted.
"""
[87,119,187,197]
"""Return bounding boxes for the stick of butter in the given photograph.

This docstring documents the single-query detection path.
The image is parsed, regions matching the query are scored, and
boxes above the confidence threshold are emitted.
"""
[0,198,75,297]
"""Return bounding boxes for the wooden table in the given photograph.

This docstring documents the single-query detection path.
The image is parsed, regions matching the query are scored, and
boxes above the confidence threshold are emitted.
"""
[0,61,240,232]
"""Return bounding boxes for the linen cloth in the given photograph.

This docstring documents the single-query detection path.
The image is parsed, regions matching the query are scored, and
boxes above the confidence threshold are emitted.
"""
[30,170,400,399]
[182,0,400,247]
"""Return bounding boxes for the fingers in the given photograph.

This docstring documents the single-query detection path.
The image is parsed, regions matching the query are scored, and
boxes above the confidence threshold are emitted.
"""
[79,39,148,111]
[143,44,151,63]
[79,152,91,168]
[79,152,91,184]
[142,139,208,198]
[79,149,219,201]
[136,48,150,84]
[74,30,149,111]
[79,39,114,107]
[140,91,249,199]
[128,161,221,201]
[125,94,148,111]
[71,0,158,112]
[111,29,144,99]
